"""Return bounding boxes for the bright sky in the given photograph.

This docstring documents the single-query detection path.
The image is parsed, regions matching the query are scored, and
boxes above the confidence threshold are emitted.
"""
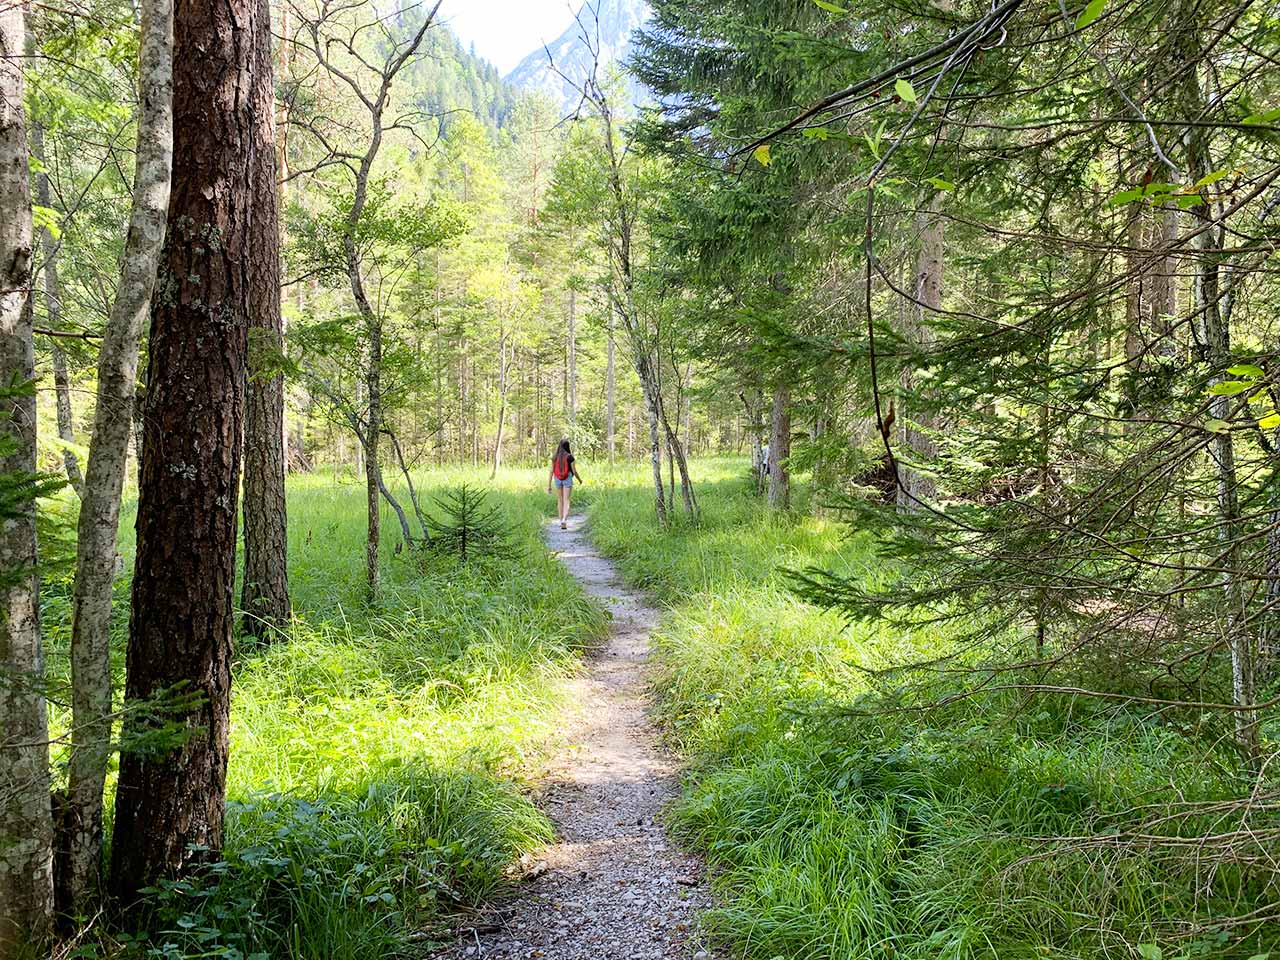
[441,0,580,74]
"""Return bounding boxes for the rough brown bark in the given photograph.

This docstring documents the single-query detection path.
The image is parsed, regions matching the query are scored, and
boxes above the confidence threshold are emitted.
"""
[240,0,290,641]
[0,2,55,948]
[65,0,173,914]
[767,386,791,510]
[108,0,256,906]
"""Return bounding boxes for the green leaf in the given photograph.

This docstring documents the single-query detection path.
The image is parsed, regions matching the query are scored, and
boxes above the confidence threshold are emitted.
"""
[895,78,918,103]
[1109,187,1144,206]
[1241,106,1280,125]
[1076,0,1106,28]
[926,177,955,191]
[753,144,772,167]
[1257,414,1280,430]
[811,0,849,11]
[1204,419,1231,434]
[1176,194,1203,210]
[1194,169,1232,189]
[1136,946,1163,960]
[1227,363,1264,377]
[1207,380,1250,396]
[31,205,61,241]
[865,120,886,160]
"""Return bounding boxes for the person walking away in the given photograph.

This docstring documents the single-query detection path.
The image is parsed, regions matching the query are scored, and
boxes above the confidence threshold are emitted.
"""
[547,439,582,529]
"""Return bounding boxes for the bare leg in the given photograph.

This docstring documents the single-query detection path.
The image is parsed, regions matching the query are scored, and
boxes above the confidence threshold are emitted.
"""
[564,486,573,522]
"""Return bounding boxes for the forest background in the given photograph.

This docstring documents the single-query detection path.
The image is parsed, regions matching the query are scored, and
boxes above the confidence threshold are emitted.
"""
[1,0,1278,957]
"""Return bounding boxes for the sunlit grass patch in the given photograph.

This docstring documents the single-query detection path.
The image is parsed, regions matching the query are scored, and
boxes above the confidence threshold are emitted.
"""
[585,458,1279,960]
[40,466,607,958]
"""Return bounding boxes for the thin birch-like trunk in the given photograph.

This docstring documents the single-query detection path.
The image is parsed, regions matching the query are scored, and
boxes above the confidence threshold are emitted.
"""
[606,306,615,462]
[31,121,84,495]
[491,328,508,478]
[567,287,577,426]
[1177,3,1257,763]
[768,386,791,510]
[898,194,942,510]
[0,2,54,947]
[65,0,173,912]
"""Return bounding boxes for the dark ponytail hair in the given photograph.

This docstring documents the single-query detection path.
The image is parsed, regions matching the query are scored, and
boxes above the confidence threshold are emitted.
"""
[553,439,572,471]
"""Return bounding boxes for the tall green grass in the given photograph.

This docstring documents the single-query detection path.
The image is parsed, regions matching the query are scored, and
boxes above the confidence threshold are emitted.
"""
[41,467,606,958]
[587,459,1278,960]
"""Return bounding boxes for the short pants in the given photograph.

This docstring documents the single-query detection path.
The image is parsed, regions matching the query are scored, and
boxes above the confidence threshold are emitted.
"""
[553,477,574,488]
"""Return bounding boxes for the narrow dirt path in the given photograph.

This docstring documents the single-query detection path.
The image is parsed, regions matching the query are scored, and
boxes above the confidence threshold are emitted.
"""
[435,514,714,960]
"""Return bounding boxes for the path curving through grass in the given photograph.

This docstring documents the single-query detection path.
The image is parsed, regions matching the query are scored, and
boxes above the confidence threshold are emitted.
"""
[434,513,715,960]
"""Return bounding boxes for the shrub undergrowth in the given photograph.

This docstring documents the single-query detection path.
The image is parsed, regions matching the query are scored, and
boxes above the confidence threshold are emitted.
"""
[587,458,1278,960]
[42,468,605,959]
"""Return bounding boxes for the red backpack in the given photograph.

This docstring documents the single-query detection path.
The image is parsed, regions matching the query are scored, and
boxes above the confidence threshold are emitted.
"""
[553,454,571,480]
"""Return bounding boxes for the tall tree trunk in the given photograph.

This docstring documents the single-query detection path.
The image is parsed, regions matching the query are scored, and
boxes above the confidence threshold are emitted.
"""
[0,2,54,947]
[433,248,443,461]
[741,390,766,495]
[50,345,81,488]
[597,96,666,520]
[132,384,145,469]
[354,378,364,478]
[363,320,382,597]
[666,435,675,507]
[606,307,616,462]
[638,351,668,523]
[768,386,791,510]
[300,2,443,594]
[898,194,942,511]
[657,394,697,515]
[31,121,83,495]
[682,363,692,455]
[491,329,508,478]
[240,0,289,640]
[567,286,577,427]
[1176,4,1256,763]
[109,0,255,905]
[64,0,173,914]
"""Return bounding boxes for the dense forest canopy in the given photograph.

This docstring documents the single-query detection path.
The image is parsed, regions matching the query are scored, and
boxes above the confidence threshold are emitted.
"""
[1,0,1278,957]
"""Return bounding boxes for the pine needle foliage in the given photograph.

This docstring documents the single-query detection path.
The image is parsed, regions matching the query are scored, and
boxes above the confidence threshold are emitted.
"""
[425,483,518,563]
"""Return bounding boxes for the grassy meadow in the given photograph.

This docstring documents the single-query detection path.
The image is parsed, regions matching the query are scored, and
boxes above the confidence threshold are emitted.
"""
[35,458,1278,959]
[41,467,606,958]
[586,459,1278,960]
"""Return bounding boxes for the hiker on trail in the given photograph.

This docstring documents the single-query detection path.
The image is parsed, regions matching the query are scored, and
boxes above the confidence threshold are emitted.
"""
[547,439,582,530]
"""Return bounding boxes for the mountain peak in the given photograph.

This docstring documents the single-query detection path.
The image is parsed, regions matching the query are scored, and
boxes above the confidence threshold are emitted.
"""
[504,0,651,114]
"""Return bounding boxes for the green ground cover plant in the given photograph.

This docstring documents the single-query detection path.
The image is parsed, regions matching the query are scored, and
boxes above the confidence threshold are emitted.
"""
[40,468,605,959]
[587,459,1278,960]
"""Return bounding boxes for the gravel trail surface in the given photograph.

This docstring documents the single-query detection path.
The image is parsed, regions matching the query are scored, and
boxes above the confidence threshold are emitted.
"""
[433,514,714,960]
